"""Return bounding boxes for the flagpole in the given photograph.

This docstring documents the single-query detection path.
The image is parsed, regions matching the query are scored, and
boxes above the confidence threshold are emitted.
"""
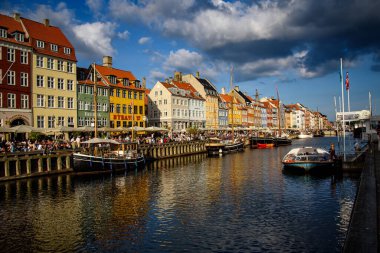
[347,89,351,112]
[369,92,372,116]
[340,58,346,161]
[334,96,340,146]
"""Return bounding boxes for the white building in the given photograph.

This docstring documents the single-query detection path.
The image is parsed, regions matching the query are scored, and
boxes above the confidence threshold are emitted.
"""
[148,79,206,131]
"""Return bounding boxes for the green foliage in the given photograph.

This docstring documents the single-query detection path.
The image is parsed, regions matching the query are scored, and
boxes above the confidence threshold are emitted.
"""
[29,132,45,142]
[186,127,198,135]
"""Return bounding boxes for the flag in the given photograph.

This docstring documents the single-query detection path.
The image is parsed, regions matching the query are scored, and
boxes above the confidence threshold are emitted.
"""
[345,72,350,91]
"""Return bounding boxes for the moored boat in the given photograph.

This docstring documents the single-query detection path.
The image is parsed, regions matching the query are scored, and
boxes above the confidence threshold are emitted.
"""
[205,138,244,156]
[257,143,275,148]
[73,138,145,172]
[298,133,313,139]
[282,147,335,172]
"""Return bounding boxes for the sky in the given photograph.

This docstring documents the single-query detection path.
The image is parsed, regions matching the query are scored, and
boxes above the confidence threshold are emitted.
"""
[1,0,380,121]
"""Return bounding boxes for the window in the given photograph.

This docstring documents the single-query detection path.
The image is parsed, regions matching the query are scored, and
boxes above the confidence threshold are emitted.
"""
[58,78,64,89]
[51,44,58,52]
[47,58,54,69]
[116,104,121,113]
[78,101,84,110]
[103,103,108,112]
[57,60,64,71]
[164,99,167,104]
[47,77,54,88]
[20,51,28,64]
[36,40,45,48]
[128,91,132,99]
[21,94,28,109]
[64,47,71,54]
[97,103,101,112]
[78,117,84,126]
[7,93,16,108]
[20,72,28,87]
[67,80,73,91]
[110,89,114,96]
[57,116,64,126]
[58,96,64,108]
[109,76,116,84]
[36,56,43,67]
[48,95,54,108]
[139,106,143,114]
[48,116,55,128]
[0,28,7,38]
[116,89,120,97]
[37,116,44,128]
[122,104,126,114]
[7,71,15,85]
[37,75,44,87]
[37,94,44,107]
[67,117,74,127]
[67,97,74,109]
[67,62,73,73]
[122,90,126,98]
[110,103,114,113]
[103,89,107,96]
[123,78,129,86]
[139,92,143,100]
[128,105,132,114]
[7,48,15,62]
[134,92,137,99]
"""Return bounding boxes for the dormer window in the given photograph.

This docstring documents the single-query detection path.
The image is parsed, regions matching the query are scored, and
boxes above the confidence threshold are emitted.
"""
[0,28,7,38]
[122,78,129,86]
[64,47,71,54]
[37,40,45,48]
[14,32,24,42]
[109,75,117,84]
[51,44,58,52]
[135,80,141,88]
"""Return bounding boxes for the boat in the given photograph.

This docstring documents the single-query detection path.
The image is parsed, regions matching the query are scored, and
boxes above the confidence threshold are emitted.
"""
[282,147,335,172]
[274,137,292,146]
[73,138,145,172]
[257,143,275,148]
[298,133,313,139]
[205,137,244,156]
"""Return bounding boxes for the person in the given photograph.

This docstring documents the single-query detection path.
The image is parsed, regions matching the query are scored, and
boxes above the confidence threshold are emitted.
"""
[329,143,336,160]
[354,142,361,152]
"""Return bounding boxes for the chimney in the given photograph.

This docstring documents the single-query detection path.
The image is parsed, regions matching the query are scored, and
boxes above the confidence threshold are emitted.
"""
[142,77,146,88]
[235,85,239,91]
[221,87,225,94]
[44,18,50,26]
[196,71,200,78]
[174,71,182,81]
[103,56,112,68]
[13,13,20,21]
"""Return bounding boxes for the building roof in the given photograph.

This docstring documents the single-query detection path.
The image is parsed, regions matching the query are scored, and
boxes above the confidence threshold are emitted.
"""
[0,14,30,46]
[95,64,144,90]
[172,80,205,100]
[196,78,217,93]
[21,16,77,61]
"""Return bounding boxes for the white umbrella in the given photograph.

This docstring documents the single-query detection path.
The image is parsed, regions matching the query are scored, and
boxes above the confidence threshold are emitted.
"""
[82,138,120,144]
[0,126,14,133]
[145,126,168,132]
[10,125,42,133]
[45,126,75,133]
[98,126,115,132]
[127,126,146,132]
[76,126,95,132]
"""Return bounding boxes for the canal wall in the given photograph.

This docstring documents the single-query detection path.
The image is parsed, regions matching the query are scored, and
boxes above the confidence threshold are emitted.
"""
[0,141,207,181]
[343,143,379,252]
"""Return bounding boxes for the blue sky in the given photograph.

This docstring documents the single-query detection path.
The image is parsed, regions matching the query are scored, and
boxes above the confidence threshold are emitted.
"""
[2,0,380,120]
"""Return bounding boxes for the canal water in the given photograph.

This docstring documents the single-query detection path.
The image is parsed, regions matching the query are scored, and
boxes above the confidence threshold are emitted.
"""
[0,137,360,252]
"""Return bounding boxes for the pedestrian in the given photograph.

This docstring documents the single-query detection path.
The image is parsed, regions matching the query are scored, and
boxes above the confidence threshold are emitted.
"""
[329,143,336,160]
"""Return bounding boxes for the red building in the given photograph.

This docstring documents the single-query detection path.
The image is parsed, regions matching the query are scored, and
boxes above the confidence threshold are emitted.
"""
[0,13,32,127]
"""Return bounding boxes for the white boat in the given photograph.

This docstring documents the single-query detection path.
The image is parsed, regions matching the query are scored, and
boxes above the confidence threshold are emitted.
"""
[73,138,145,172]
[298,133,313,139]
[282,147,336,172]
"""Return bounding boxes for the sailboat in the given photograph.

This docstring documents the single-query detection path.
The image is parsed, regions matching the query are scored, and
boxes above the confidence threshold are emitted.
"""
[73,63,145,172]
[205,67,244,155]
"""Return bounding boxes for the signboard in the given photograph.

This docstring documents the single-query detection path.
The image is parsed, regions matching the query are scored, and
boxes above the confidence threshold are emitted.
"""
[336,110,370,121]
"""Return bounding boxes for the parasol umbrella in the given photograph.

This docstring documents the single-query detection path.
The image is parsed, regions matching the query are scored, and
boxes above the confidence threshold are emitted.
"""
[0,126,15,133]
[98,126,115,132]
[10,125,42,133]
[145,126,169,132]
[82,138,120,144]
[76,126,95,132]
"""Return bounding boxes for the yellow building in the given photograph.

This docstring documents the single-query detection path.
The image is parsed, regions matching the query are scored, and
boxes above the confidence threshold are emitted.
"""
[219,93,242,127]
[22,17,77,128]
[96,56,145,128]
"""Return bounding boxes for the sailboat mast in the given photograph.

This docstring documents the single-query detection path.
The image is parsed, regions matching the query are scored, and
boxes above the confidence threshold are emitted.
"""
[93,63,98,138]
[230,66,234,139]
[276,87,281,136]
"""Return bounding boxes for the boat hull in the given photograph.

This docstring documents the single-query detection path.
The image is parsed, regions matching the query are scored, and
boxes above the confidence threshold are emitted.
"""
[282,161,336,172]
[205,142,244,156]
[73,153,145,172]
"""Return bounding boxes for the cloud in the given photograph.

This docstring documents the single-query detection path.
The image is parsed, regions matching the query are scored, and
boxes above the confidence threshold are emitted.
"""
[149,70,167,82]
[138,37,151,45]
[109,0,380,81]
[73,22,117,57]
[86,0,103,14]
[163,49,203,72]
[117,30,129,40]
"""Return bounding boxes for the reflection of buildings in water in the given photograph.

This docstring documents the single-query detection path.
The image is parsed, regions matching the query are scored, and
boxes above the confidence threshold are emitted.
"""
[0,175,80,252]
[148,154,207,170]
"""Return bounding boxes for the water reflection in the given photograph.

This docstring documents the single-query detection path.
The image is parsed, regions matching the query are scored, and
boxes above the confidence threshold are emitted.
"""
[0,138,359,252]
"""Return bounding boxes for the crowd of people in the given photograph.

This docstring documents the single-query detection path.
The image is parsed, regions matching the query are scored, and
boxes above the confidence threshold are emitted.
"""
[0,131,250,154]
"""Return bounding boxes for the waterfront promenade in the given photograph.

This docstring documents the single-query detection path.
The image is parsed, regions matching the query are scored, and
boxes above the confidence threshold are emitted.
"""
[343,142,380,252]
